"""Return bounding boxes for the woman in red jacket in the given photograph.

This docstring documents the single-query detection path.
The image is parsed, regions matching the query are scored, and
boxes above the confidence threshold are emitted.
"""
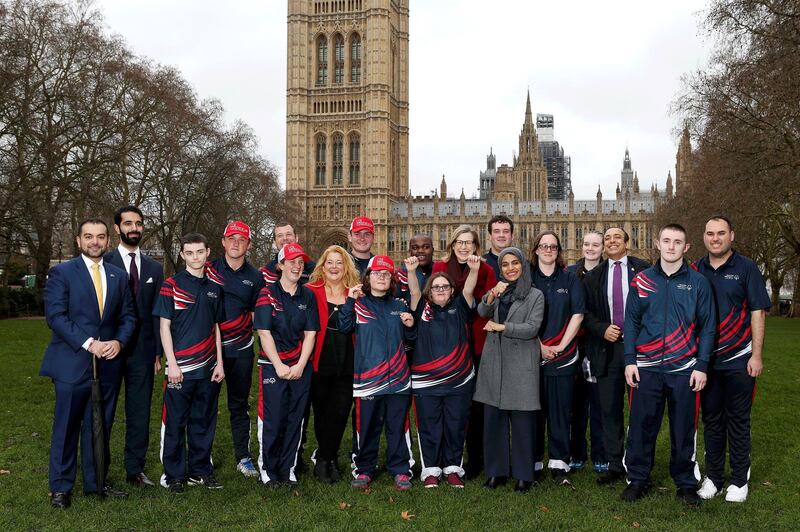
[432,224,496,478]
[306,245,361,483]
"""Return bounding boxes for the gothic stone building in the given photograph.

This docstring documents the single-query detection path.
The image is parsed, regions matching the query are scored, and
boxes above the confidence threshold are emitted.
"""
[285,0,674,263]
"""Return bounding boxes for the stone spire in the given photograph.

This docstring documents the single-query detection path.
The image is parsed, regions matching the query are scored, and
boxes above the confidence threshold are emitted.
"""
[440,174,447,200]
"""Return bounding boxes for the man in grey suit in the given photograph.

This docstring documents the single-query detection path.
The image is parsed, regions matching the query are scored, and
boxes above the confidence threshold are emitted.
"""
[105,206,164,488]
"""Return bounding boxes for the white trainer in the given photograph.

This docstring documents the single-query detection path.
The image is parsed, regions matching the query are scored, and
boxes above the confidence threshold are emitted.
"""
[697,477,722,499]
[725,483,748,503]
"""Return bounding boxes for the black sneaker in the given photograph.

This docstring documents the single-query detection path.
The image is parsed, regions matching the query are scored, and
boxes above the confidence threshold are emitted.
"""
[167,481,185,494]
[328,462,341,483]
[187,475,223,489]
[597,469,627,486]
[620,482,650,502]
[676,487,702,507]
[314,460,331,483]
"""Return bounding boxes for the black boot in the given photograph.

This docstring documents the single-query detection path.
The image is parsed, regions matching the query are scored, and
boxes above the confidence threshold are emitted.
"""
[314,459,331,483]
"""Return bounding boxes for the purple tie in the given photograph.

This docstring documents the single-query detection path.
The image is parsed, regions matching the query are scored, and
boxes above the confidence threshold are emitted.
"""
[129,252,139,297]
[612,260,623,329]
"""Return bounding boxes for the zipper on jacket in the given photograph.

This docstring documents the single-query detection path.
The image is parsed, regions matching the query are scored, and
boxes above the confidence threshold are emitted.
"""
[660,276,670,368]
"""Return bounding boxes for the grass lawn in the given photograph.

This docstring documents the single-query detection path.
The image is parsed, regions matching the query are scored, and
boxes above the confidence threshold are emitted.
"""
[0,317,798,530]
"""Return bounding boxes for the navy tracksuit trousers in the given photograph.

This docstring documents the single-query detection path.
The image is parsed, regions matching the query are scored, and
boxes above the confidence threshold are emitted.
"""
[535,374,574,471]
[570,374,606,464]
[413,393,471,480]
[352,394,413,478]
[483,405,537,482]
[701,368,756,488]
[625,370,700,489]
[160,378,221,483]
[223,356,254,462]
[258,364,311,483]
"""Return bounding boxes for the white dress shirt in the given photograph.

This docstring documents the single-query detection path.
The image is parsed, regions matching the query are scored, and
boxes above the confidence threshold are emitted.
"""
[117,245,141,277]
[81,254,107,349]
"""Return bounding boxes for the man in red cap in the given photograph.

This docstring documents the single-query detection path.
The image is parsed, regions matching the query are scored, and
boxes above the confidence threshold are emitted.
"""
[260,222,316,286]
[205,221,266,479]
[348,216,375,276]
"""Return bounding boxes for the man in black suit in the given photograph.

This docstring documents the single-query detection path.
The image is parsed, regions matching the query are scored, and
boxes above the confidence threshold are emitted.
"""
[105,206,164,488]
[583,227,649,485]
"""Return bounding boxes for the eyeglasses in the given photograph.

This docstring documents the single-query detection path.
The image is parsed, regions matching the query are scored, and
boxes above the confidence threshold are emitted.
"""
[430,285,452,292]
[369,271,392,279]
[454,239,474,247]
[537,244,559,252]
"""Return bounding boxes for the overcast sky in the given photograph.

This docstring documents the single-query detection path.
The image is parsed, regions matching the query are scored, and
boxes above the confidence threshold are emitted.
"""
[96,0,713,199]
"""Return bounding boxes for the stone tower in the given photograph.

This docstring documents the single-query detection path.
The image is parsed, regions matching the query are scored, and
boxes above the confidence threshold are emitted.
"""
[512,91,548,202]
[286,0,409,253]
[675,127,694,196]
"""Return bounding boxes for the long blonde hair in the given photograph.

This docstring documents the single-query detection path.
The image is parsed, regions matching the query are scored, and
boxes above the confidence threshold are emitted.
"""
[309,245,361,288]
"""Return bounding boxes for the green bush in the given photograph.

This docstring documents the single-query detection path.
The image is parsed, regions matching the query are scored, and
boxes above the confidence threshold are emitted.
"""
[0,287,44,318]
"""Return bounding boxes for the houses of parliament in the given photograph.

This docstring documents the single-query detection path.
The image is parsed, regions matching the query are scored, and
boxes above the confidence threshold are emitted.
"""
[285,0,694,262]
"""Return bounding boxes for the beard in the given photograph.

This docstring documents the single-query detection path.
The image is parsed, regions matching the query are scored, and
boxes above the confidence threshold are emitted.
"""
[120,231,142,246]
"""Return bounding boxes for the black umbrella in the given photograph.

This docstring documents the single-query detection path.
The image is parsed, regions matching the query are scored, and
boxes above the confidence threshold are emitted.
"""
[91,353,106,498]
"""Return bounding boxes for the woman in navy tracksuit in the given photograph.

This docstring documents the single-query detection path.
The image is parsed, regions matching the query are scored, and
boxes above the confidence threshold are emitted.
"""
[404,254,480,488]
[339,255,417,491]
[531,231,586,484]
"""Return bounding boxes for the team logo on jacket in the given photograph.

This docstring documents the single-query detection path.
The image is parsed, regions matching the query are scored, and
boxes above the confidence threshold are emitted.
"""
[557,288,569,294]
[676,283,693,291]
[263,377,276,384]
[724,274,740,281]
[633,273,657,298]
[354,301,376,324]
[242,279,254,286]
[207,291,218,298]
[167,382,182,390]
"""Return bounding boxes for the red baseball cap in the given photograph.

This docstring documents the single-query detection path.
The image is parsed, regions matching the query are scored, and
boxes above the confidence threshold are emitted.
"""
[278,243,310,263]
[367,255,395,273]
[350,216,375,233]
[224,221,251,240]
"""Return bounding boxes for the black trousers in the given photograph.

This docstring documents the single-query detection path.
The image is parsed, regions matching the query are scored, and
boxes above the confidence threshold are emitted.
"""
[311,372,353,463]
[352,394,413,477]
[701,368,756,488]
[465,355,484,471]
[570,373,606,464]
[413,393,472,480]
[535,374,574,471]
[223,356,254,462]
[596,342,627,473]
[483,405,536,482]
[123,354,155,476]
[625,370,700,489]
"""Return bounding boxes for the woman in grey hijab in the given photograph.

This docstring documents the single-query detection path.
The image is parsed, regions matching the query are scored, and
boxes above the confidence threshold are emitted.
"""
[474,247,545,493]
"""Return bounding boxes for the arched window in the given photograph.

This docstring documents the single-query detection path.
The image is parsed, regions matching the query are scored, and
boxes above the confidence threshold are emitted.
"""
[316,35,328,86]
[349,132,360,185]
[332,133,343,185]
[350,33,361,83]
[315,134,326,186]
[334,34,345,84]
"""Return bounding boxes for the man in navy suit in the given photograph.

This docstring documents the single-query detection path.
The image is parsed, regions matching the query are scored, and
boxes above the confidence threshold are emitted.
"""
[583,227,650,486]
[40,219,136,508]
[105,206,164,488]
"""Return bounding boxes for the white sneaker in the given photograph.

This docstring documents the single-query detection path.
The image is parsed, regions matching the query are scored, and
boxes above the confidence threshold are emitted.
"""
[697,477,722,499]
[725,483,748,503]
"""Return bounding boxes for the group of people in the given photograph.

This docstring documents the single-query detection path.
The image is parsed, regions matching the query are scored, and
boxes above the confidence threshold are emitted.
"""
[41,208,769,510]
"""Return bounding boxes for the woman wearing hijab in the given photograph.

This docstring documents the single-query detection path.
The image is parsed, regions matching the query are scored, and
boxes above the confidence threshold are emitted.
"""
[432,224,496,478]
[474,247,545,493]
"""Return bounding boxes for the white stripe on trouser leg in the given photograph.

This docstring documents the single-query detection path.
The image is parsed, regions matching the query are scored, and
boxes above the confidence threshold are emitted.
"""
[548,459,570,472]
[288,417,305,482]
[159,420,167,488]
[692,428,700,482]
[257,415,271,484]
[415,424,440,480]
[404,428,416,479]
[310,448,317,466]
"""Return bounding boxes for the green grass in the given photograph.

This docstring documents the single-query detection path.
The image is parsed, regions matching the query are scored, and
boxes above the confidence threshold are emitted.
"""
[1,318,798,530]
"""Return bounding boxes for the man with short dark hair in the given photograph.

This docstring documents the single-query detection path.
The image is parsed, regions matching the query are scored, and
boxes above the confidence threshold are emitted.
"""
[260,222,315,285]
[483,215,514,277]
[694,216,770,503]
[104,206,164,488]
[396,234,434,302]
[155,233,226,492]
[41,219,136,508]
[584,227,649,485]
[621,224,716,506]
[206,221,265,479]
